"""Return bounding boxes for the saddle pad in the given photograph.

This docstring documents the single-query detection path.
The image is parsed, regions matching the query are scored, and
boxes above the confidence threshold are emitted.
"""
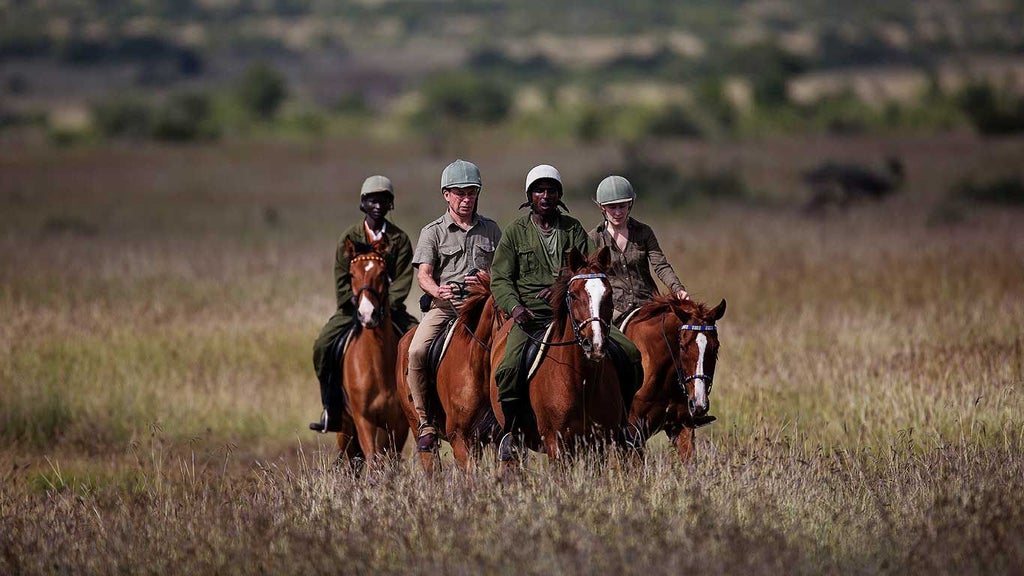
[616,306,642,333]
[426,316,460,376]
[525,322,556,383]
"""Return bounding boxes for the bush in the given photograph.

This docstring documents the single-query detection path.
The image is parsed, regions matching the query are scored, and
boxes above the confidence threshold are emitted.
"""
[92,96,155,139]
[236,62,288,121]
[418,72,511,124]
[953,176,1024,205]
[152,92,219,142]
[957,83,1024,135]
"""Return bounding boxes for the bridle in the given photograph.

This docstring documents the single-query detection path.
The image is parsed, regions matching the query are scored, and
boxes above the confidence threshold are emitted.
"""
[350,252,390,317]
[522,272,612,352]
[662,314,717,400]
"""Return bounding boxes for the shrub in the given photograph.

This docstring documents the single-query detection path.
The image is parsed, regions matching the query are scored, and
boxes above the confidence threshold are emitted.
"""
[152,91,219,142]
[236,62,288,121]
[953,176,1024,205]
[418,72,511,124]
[92,96,155,139]
[957,83,1024,135]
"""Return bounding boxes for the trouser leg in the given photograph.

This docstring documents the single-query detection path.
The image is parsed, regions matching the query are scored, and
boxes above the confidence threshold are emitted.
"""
[310,312,351,432]
[407,307,454,430]
[609,326,643,410]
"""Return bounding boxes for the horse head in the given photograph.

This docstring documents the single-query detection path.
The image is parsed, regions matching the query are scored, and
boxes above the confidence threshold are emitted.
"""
[345,237,391,329]
[675,298,726,419]
[555,246,614,361]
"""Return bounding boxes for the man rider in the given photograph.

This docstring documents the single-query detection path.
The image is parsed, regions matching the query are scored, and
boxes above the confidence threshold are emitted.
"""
[407,159,502,451]
[309,175,418,433]
[489,165,644,460]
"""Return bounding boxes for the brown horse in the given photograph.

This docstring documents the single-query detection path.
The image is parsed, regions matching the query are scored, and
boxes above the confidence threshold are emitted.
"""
[335,237,409,464]
[489,246,624,464]
[623,296,726,462]
[397,272,503,473]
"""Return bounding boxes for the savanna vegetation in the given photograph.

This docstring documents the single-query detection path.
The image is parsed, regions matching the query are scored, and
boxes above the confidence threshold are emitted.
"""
[2,130,1022,574]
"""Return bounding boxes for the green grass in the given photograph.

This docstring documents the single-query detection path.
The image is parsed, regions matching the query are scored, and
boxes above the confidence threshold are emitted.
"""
[1,133,1023,574]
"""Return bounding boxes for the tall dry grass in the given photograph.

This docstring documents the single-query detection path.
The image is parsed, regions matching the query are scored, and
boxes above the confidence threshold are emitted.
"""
[1,133,1022,574]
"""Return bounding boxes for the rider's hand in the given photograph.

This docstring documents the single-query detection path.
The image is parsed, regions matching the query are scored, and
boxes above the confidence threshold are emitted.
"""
[511,305,534,325]
[437,284,454,300]
[463,274,479,287]
[536,287,553,301]
[674,289,690,301]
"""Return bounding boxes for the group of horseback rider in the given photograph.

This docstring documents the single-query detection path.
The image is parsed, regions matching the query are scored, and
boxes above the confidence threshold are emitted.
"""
[309,160,691,461]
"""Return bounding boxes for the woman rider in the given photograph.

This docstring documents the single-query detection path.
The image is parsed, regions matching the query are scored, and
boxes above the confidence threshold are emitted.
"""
[588,175,689,325]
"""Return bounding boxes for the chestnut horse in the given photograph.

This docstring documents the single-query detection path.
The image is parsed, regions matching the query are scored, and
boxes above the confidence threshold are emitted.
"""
[397,272,503,473]
[489,247,624,464]
[335,238,409,464]
[624,296,726,462]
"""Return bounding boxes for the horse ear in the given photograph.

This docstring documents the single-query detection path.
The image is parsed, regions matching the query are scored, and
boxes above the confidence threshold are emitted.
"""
[567,247,586,272]
[591,246,611,271]
[344,238,357,259]
[710,299,727,321]
[372,234,390,254]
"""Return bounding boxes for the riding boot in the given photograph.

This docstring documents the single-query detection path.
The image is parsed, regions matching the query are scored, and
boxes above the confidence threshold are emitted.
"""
[309,369,345,433]
[498,399,529,462]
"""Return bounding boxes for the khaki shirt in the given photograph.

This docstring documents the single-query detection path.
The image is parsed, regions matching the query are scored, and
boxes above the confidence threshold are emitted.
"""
[589,217,684,315]
[413,211,502,304]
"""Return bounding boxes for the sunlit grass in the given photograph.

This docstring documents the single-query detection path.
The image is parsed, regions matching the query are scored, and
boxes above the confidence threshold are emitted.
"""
[1,136,1022,573]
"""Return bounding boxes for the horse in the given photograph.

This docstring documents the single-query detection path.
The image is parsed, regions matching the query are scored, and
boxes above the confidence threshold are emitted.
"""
[489,246,624,465]
[622,296,726,462]
[396,272,503,474]
[334,237,409,465]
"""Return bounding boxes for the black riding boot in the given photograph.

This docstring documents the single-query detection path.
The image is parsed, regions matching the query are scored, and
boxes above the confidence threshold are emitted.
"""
[309,370,345,433]
[498,399,533,461]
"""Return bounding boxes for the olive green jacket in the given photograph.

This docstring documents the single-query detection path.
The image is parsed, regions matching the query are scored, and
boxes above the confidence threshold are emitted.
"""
[491,212,594,316]
[334,220,414,315]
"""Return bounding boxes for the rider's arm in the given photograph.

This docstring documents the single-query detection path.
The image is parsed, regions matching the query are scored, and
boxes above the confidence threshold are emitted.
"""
[644,225,685,294]
[333,231,355,309]
[490,225,524,316]
[390,231,415,306]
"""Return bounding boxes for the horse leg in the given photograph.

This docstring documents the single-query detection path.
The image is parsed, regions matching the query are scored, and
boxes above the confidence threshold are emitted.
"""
[672,426,696,463]
[450,432,473,472]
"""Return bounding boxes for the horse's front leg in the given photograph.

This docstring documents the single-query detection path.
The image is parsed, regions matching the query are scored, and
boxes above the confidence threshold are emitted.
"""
[671,426,696,463]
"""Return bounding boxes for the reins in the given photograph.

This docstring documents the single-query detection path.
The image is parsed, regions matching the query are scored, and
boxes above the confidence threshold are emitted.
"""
[522,272,611,349]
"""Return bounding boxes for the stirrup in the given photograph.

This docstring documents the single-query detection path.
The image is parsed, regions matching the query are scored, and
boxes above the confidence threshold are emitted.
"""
[309,408,329,433]
[416,422,438,453]
[622,423,644,450]
[498,432,527,463]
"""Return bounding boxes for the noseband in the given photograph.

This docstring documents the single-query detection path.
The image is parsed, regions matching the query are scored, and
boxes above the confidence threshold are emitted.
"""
[662,316,717,399]
[351,253,390,309]
[565,273,611,353]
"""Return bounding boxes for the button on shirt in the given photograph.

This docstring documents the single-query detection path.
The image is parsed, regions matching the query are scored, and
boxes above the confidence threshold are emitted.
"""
[413,211,502,302]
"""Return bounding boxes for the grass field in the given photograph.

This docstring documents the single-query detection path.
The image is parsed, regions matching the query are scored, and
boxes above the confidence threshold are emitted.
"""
[2,132,1023,574]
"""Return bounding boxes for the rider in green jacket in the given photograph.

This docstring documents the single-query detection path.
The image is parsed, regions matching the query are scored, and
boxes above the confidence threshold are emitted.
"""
[490,165,644,459]
[309,175,418,433]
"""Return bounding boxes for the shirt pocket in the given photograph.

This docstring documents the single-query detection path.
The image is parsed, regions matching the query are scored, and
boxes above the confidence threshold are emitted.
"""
[473,243,496,271]
[438,243,464,274]
[517,248,538,276]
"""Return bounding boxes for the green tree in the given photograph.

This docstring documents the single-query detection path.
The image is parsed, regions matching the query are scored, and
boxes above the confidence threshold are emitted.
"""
[236,62,288,121]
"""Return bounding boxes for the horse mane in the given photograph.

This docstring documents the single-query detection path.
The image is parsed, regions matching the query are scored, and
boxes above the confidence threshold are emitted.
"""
[630,294,714,325]
[456,270,492,329]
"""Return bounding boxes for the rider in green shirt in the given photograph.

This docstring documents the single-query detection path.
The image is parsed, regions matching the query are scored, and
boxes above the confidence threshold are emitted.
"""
[309,175,418,433]
[490,165,644,459]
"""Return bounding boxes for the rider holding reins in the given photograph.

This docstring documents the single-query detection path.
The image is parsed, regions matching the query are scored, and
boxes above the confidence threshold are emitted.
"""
[309,175,418,433]
[406,160,502,451]
[490,165,645,460]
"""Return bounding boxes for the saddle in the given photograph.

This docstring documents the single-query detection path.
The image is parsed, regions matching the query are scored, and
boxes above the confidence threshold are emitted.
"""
[515,322,635,405]
[425,315,460,379]
[614,306,642,332]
